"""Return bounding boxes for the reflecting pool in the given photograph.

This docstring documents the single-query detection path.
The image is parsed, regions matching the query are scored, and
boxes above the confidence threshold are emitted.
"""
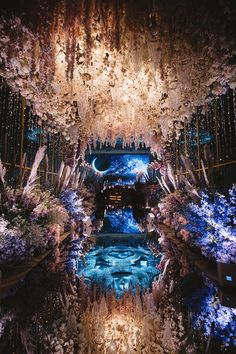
[101,208,141,234]
[77,235,160,297]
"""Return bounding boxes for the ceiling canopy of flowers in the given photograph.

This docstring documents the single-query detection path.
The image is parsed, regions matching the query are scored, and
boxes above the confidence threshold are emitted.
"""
[0,0,236,153]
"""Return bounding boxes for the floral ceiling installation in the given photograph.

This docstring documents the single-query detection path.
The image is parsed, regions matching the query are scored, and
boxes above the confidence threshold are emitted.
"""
[0,0,236,153]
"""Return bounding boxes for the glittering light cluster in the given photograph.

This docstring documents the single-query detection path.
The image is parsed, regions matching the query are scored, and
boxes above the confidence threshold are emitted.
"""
[103,313,141,353]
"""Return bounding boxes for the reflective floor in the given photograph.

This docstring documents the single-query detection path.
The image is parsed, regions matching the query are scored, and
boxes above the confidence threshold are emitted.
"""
[101,209,141,234]
[77,236,160,297]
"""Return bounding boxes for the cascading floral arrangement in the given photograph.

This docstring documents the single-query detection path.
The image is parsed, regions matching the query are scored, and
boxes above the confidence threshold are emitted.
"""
[60,189,85,223]
[0,147,69,265]
[142,152,236,350]
[148,151,236,264]
[59,187,98,278]
[185,279,236,347]
[149,203,236,348]
[59,184,99,231]
[158,185,236,264]
[49,146,104,277]
[0,1,235,153]
[181,187,236,263]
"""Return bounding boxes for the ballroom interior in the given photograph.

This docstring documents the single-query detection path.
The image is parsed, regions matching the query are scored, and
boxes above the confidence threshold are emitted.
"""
[0,1,236,353]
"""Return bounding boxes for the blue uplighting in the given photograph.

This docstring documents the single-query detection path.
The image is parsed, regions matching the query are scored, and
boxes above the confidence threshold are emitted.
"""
[101,208,141,234]
[25,127,50,142]
[179,129,214,146]
[77,236,160,297]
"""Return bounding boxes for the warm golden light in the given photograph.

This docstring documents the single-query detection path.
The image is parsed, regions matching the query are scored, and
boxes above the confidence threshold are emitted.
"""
[104,313,141,353]
[0,0,235,154]
[78,289,187,353]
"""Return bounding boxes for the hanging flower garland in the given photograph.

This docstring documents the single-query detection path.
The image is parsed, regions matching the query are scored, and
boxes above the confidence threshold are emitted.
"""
[0,0,235,154]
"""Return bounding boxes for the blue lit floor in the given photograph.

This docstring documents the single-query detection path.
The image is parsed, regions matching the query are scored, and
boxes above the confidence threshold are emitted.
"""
[77,236,160,297]
[101,209,141,234]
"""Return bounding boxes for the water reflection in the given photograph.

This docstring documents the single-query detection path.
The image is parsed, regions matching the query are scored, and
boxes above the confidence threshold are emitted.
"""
[77,235,160,297]
[101,208,141,234]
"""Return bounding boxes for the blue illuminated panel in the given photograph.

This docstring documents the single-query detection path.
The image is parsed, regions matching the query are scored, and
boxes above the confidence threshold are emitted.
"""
[226,275,233,282]
[91,153,150,184]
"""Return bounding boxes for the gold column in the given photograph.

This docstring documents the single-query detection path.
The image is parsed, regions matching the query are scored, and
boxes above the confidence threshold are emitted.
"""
[175,132,179,170]
[20,97,25,165]
[183,118,188,174]
[196,108,201,177]
[184,117,188,156]
[39,125,42,147]
[214,100,220,170]
[38,124,43,186]
[62,143,64,161]
[51,138,55,184]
